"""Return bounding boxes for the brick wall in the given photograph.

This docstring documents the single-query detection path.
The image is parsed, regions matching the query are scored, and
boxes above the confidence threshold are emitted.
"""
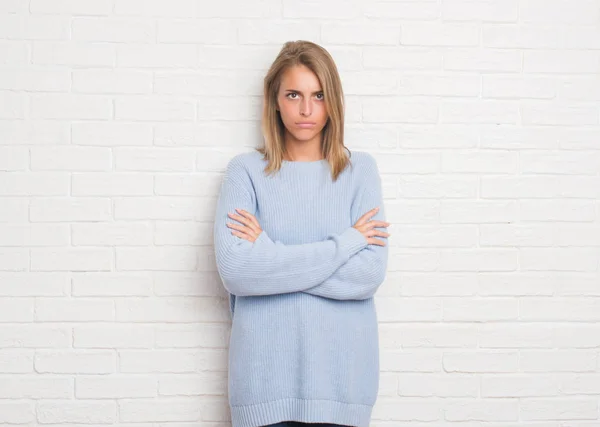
[1,0,599,425]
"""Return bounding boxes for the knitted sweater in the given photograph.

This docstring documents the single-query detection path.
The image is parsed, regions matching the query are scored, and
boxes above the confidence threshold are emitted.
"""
[213,149,388,427]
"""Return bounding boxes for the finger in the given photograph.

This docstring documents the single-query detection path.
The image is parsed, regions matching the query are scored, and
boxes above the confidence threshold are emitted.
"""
[235,209,261,229]
[226,222,254,234]
[226,222,258,239]
[365,228,390,237]
[232,210,262,234]
[367,237,386,246]
[367,220,390,229]
[356,207,379,226]
[228,212,250,226]
[372,230,391,238]
[228,212,258,233]
[231,230,253,241]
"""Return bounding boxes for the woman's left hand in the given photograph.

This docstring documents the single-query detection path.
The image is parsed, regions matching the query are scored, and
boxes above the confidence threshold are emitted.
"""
[226,208,263,242]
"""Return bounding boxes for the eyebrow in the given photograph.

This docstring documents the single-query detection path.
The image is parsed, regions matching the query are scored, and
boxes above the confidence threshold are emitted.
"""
[284,89,323,94]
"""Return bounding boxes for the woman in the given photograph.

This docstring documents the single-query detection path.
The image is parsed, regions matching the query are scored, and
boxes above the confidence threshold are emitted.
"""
[213,40,390,427]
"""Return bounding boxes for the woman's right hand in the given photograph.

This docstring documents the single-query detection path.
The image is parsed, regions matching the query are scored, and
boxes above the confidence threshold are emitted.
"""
[352,207,391,246]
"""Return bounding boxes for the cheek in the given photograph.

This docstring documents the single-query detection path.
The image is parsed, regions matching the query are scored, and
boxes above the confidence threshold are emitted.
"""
[278,104,294,121]
[317,104,328,123]
[279,99,293,111]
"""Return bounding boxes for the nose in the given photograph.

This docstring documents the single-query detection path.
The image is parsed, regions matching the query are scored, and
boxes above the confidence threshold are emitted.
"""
[300,98,311,116]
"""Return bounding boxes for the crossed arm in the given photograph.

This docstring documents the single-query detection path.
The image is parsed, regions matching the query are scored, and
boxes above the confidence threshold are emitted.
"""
[213,155,389,301]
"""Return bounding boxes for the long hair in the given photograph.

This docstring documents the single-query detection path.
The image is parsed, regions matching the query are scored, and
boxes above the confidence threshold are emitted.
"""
[257,40,351,181]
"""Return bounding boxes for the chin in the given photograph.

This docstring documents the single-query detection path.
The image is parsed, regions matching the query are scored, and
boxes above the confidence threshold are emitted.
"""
[293,133,319,142]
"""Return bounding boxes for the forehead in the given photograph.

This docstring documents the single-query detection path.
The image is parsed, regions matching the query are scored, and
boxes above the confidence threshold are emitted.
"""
[280,65,322,91]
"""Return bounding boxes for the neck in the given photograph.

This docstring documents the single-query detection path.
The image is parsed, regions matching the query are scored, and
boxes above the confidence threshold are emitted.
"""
[283,132,323,162]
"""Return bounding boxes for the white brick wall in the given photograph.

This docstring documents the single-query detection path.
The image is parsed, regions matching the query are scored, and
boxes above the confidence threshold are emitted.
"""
[0,0,599,425]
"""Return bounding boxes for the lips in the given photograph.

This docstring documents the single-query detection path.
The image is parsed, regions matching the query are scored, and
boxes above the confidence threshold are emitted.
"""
[296,122,316,128]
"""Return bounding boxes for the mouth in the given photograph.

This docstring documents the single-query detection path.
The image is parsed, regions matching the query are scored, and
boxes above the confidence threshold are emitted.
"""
[296,122,316,128]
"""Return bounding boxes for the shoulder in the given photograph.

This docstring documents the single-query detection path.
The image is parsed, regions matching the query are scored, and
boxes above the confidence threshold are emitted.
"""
[225,150,265,173]
[348,150,381,181]
[221,151,265,192]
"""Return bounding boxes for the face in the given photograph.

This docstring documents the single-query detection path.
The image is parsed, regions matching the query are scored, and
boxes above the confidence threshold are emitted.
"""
[276,64,329,147]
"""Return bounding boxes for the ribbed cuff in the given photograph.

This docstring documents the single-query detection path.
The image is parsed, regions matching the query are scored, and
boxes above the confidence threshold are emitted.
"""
[254,230,271,245]
[337,226,368,259]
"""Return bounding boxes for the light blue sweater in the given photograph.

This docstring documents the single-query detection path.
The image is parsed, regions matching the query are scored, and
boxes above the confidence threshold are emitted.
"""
[213,149,388,427]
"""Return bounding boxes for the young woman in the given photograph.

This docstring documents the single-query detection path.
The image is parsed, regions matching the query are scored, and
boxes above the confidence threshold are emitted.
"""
[213,40,390,427]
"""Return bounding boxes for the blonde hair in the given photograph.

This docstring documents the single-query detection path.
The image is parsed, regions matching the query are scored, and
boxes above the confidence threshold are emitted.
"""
[257,40,351,181]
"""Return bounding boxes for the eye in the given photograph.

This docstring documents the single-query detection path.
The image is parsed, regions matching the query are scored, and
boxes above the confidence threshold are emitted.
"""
[316,93,324,100]
[286,93,298,99]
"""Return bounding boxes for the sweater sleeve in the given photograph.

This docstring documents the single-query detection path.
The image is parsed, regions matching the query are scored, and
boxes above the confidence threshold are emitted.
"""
[213,155,369,297]
[301,153,389,300]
